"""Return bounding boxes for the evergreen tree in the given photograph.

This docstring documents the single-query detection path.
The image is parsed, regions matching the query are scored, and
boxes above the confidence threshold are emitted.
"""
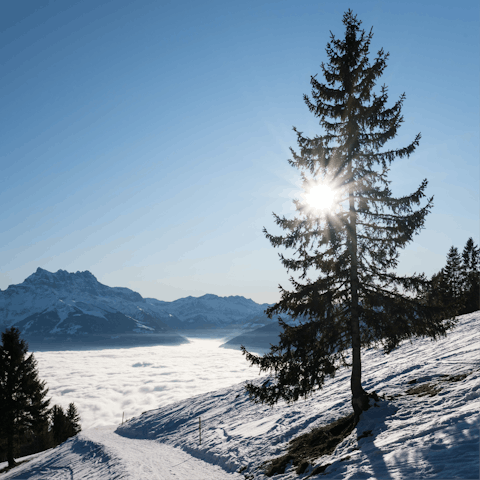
[242,10,455,421]
[51,403,81,445]
[66,402,81,437]
[425,269,450,309]
[51,405,68,445]
[461,238,480,314]
[443,246,462,302]
[0,327,50,467]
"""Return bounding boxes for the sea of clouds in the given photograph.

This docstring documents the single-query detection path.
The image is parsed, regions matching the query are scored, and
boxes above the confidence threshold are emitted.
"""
[33,339,258,429]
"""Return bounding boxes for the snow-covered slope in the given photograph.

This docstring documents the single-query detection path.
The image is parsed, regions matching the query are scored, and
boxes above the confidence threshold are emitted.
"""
[0,427,242,479]
[2,312,478,479]
[116,311,480,479]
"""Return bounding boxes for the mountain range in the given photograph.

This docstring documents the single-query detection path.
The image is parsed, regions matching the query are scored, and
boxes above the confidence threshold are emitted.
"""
[0,268,274,347]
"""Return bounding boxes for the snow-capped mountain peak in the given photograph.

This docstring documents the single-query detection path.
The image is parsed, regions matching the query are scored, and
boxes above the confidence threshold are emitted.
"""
[0,269,273,344]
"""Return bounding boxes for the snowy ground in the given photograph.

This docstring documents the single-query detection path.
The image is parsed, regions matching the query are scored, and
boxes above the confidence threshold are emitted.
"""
[0,426,242,479]
[1,312,479,479]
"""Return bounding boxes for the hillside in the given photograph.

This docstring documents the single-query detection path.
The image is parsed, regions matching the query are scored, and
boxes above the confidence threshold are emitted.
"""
[220,321,284,353]
[1,311,478,479]
[146,295,272,330]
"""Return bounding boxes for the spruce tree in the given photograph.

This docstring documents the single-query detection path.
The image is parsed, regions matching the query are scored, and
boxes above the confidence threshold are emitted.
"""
[461,238,480,314]
[0,327,50,467]
[51,405,68,445]
[443,246,462,302]
[426,269,449,309]
[51,403,81,445]
[242,10,455,420]
[66,402,81,437]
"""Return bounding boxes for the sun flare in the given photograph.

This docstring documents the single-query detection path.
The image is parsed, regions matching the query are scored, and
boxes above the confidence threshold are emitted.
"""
[305,184,336,212]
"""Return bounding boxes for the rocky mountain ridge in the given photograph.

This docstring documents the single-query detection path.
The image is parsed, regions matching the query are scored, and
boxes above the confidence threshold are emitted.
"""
[0,268,273,345]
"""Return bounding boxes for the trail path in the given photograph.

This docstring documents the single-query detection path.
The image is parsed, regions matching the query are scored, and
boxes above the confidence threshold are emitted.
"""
[0,426,241,480]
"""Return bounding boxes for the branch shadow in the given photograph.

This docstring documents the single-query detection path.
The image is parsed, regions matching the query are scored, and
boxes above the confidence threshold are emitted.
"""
[1,436,114,480]
[355,399,396,480]
[351,396,479,480]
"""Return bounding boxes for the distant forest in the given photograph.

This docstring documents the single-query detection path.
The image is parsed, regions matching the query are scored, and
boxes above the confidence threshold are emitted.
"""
[423,237,479,316]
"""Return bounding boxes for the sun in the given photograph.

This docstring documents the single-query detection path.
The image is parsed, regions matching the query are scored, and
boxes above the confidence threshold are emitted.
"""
[305,183,336,212]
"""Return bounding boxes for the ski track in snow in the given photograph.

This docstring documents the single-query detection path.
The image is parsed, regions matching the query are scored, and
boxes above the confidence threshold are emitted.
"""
[0,427,242,479]
[1,312,479,479]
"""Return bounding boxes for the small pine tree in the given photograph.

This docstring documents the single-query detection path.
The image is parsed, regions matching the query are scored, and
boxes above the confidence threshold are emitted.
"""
[461,238,480,314]
[51,403,81,445]
[425,269,449,309]
[443,247,463,302]
[242,10,455,420]
[0,327,50,467]
[66,402,81,437]
[51,405,68,445]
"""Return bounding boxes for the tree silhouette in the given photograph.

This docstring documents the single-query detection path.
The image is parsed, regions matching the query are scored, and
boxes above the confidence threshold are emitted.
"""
[66,402,81,438]
[242,10,455,420]
[0,327,50,467]
[461,238,479,314]
[424,238,479,316]
[51,403,81,445]
[51,405,68,445]
[444,247,462,302]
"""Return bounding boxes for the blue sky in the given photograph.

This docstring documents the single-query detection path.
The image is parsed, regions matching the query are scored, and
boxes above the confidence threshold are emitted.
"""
[1,0,478,303]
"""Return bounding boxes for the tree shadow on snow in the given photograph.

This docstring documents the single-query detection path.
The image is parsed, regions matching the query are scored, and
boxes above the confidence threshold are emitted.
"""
[353,397,396,480]
[263,393,398,479]
[2,436,113,480]
[348,373,478,480]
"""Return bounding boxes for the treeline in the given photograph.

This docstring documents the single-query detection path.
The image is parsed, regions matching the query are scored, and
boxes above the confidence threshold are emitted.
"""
[0,402,81,464]
[0,327,81,468]
[422,237,479,315]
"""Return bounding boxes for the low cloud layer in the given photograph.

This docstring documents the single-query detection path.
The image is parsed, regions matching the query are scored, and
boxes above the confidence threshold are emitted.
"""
[33,339,257,429]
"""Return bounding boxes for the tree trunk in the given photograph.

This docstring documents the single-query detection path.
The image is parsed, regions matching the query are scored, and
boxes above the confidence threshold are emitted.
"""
[7,430,16,468]
[348,161,369,423]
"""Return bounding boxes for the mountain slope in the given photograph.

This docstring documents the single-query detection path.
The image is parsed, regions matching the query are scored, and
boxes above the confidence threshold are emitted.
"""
[0,268,273,344]
[0,268,186,346]
[145,294,271,329]
[116,310,480,479]
[0,426,241,479]
[220,321,284,353]
[1,311,479,479]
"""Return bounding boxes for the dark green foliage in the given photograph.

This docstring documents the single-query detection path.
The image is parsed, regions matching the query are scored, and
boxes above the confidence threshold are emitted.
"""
[45,402,82,450]
[425,269,450,309]
[51,402,81,444]
[242,11,455,416]
[51,405,69,445]
[0,327,50,467]
[426,238,479,315]
[6,417,54,462]
[0,328,82,467]
[444,247,462,300]
[461,238,480,314]
[66,402,82,437]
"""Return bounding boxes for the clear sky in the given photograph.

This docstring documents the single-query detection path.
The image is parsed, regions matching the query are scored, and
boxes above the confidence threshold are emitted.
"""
[1,0,478,304]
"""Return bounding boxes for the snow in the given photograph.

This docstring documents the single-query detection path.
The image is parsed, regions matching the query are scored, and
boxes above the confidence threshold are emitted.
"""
[0,427,241,479]
[1,312,479,479]
[0,269,271,330]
